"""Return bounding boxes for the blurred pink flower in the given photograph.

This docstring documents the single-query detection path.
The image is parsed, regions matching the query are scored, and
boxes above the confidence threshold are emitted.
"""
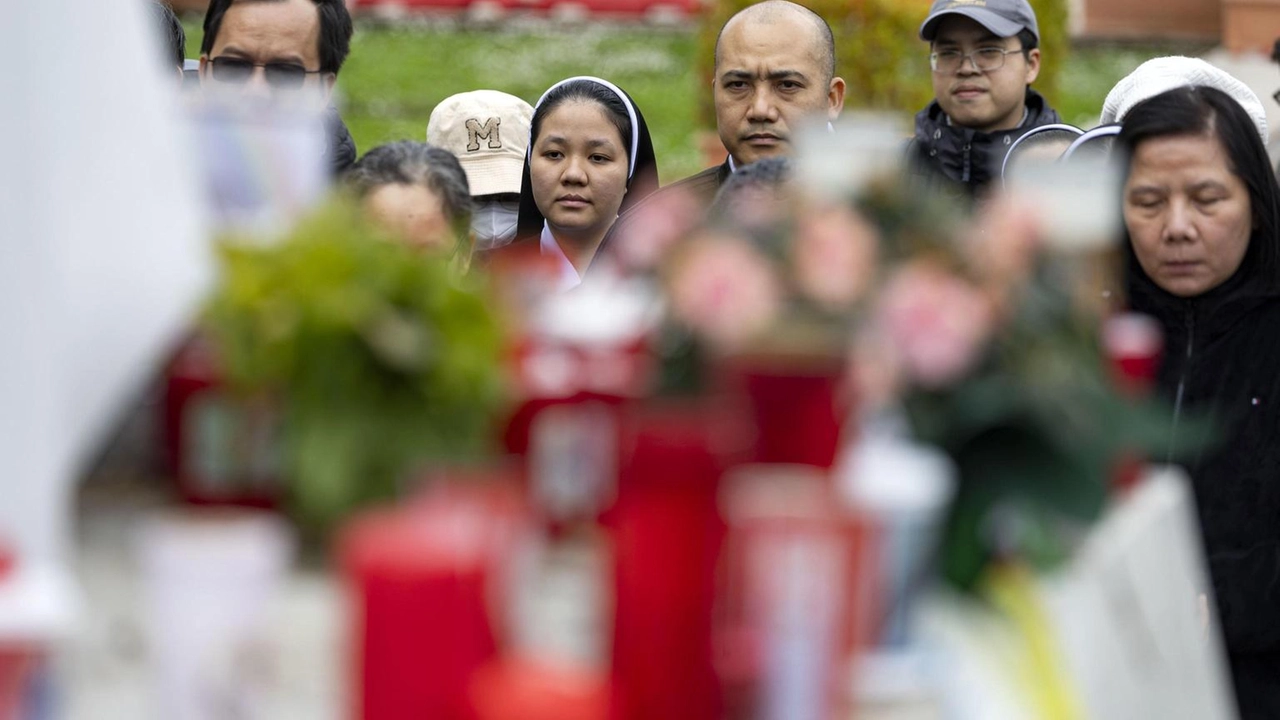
[667,233,782,350]
[612,188,703,273]
[873,262,996,388]
[962,195,1043,305]
[793,204,880,310]
[848,329,903,413]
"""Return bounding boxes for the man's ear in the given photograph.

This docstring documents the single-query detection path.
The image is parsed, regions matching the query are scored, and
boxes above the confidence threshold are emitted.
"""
[828,76,846,120]
[197,55,210,86]
[322,72,337,100]
[1024,48,1041,85]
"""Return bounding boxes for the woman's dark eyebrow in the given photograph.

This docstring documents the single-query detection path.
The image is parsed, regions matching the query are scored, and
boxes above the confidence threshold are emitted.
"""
[1188,180,1229,193]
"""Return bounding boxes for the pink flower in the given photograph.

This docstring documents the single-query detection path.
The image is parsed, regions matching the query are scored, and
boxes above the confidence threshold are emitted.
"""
[872,262,996,388]
[667,232,782,351]
[793,204,880,310]
[962,195,1043,305]
[848,329,903,413]
[612,188,703,273]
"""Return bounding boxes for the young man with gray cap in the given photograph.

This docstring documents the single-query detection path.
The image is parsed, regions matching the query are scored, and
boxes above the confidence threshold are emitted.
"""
[427,90,534,251]
[909,0,1062,199]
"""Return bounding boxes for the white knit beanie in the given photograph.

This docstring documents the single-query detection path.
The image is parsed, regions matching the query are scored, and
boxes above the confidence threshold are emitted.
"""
[1100,56,1268,145]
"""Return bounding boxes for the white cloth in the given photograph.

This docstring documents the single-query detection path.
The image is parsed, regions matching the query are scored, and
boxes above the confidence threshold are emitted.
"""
[0,0,208,564]
[540,223,583,292]
[1100,56,1268,145]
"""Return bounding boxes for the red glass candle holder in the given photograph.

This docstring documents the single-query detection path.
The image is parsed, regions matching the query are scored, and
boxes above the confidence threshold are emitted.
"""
[0,647,36,720]
[715,466,874,720]
[162,332,282,509]
[1103,313,1163,396]
[715,353,848,470]
[338,501,504,720]
[469,657,609,720]
[604,397,751,720]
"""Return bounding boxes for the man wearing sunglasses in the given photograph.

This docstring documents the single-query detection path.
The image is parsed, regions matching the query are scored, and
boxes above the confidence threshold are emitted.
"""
[908,0,1061,200]
[199,0,357,175]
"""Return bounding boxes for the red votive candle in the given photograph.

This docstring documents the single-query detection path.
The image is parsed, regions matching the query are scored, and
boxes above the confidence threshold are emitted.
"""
[0,647,36,720]
[1103,312,1163,395]
[718,354,847,469]
[604,398,749,720]
[338,502,500,720]
[715,466,873,720]
[469,657,609,720]
[1102,313,1164,493]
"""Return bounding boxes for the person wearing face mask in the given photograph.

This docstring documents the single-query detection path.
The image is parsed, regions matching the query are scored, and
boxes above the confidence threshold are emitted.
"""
[428,90,534,252]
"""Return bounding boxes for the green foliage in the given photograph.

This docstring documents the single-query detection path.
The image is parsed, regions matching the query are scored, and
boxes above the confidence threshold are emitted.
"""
[1029,0,1068,104]
[202,200,506,530]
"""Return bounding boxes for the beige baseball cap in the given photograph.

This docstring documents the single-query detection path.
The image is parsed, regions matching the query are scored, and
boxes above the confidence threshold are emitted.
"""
[427,90,533,197]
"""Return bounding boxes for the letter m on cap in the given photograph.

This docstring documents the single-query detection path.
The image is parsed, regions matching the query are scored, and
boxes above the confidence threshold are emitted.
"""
[465,117,502,152]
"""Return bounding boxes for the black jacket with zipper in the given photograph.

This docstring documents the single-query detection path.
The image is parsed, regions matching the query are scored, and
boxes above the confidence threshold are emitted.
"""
[907,88,1061,202]
[1128,249,1280,720]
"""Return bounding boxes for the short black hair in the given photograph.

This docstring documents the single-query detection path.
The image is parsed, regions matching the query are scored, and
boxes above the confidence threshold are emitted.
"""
[710,156,793,227]
[1119,85,1280,293]
[715,1,836,82]
[1016,28,1037,59]
[346,141,475,255]
[148,1,186,71]
[201,0,353,75]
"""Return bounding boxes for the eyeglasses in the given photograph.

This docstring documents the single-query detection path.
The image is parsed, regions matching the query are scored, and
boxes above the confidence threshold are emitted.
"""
[209,57,322,89]
[930,47,1023,74]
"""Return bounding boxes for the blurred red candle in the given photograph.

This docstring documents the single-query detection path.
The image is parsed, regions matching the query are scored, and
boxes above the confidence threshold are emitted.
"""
[338,495,505,720]
[469,657,609,720]
[715,466,873,720]
[1103,312,1163,394]
[718,354,847,469]
[605,398,748,720]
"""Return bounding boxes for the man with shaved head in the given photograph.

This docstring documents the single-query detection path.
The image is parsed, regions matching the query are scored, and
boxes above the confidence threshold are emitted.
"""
[595,1,843,265]
[713,0,844,172]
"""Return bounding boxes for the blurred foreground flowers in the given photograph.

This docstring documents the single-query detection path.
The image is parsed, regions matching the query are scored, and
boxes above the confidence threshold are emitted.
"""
[202,200,505,530]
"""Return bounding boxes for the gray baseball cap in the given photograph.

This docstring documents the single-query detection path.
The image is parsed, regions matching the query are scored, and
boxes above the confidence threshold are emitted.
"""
[919,0,1039,43]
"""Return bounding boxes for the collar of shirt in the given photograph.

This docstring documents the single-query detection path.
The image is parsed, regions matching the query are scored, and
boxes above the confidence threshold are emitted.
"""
[944,106,1029,130]
[727,122,833,173]
[539,223,582,292]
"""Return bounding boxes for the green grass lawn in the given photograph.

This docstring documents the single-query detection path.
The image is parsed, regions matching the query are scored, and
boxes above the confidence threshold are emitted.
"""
[185,19,1203,185]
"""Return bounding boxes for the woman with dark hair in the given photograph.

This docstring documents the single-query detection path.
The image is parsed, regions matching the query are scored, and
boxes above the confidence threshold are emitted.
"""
[346,141,474,262]
[1119,84,1280,719]
[516,76,659,290]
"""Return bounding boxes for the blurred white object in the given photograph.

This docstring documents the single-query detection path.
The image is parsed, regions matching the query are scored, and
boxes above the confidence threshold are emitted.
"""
[796,113,908,201]
[0,0,208,577]
[136,510,295,720]
[1004,155,1122,252]
[1043,466,1237,720]
[187,95,327,238]
[840,433,955,647]
[917,468,1235,720]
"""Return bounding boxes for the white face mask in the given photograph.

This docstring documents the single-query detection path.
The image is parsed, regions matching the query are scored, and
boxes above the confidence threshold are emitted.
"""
[471,196,521,251]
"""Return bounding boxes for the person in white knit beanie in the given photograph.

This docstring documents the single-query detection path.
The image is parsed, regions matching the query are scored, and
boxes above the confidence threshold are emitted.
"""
[1100,56,1267,145]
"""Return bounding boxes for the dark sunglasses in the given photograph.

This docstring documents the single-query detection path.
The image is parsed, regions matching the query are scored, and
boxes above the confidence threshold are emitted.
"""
[209,57,321,89]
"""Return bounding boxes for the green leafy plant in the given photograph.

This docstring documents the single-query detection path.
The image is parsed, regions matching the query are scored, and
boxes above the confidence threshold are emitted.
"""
[202,200,506,531]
